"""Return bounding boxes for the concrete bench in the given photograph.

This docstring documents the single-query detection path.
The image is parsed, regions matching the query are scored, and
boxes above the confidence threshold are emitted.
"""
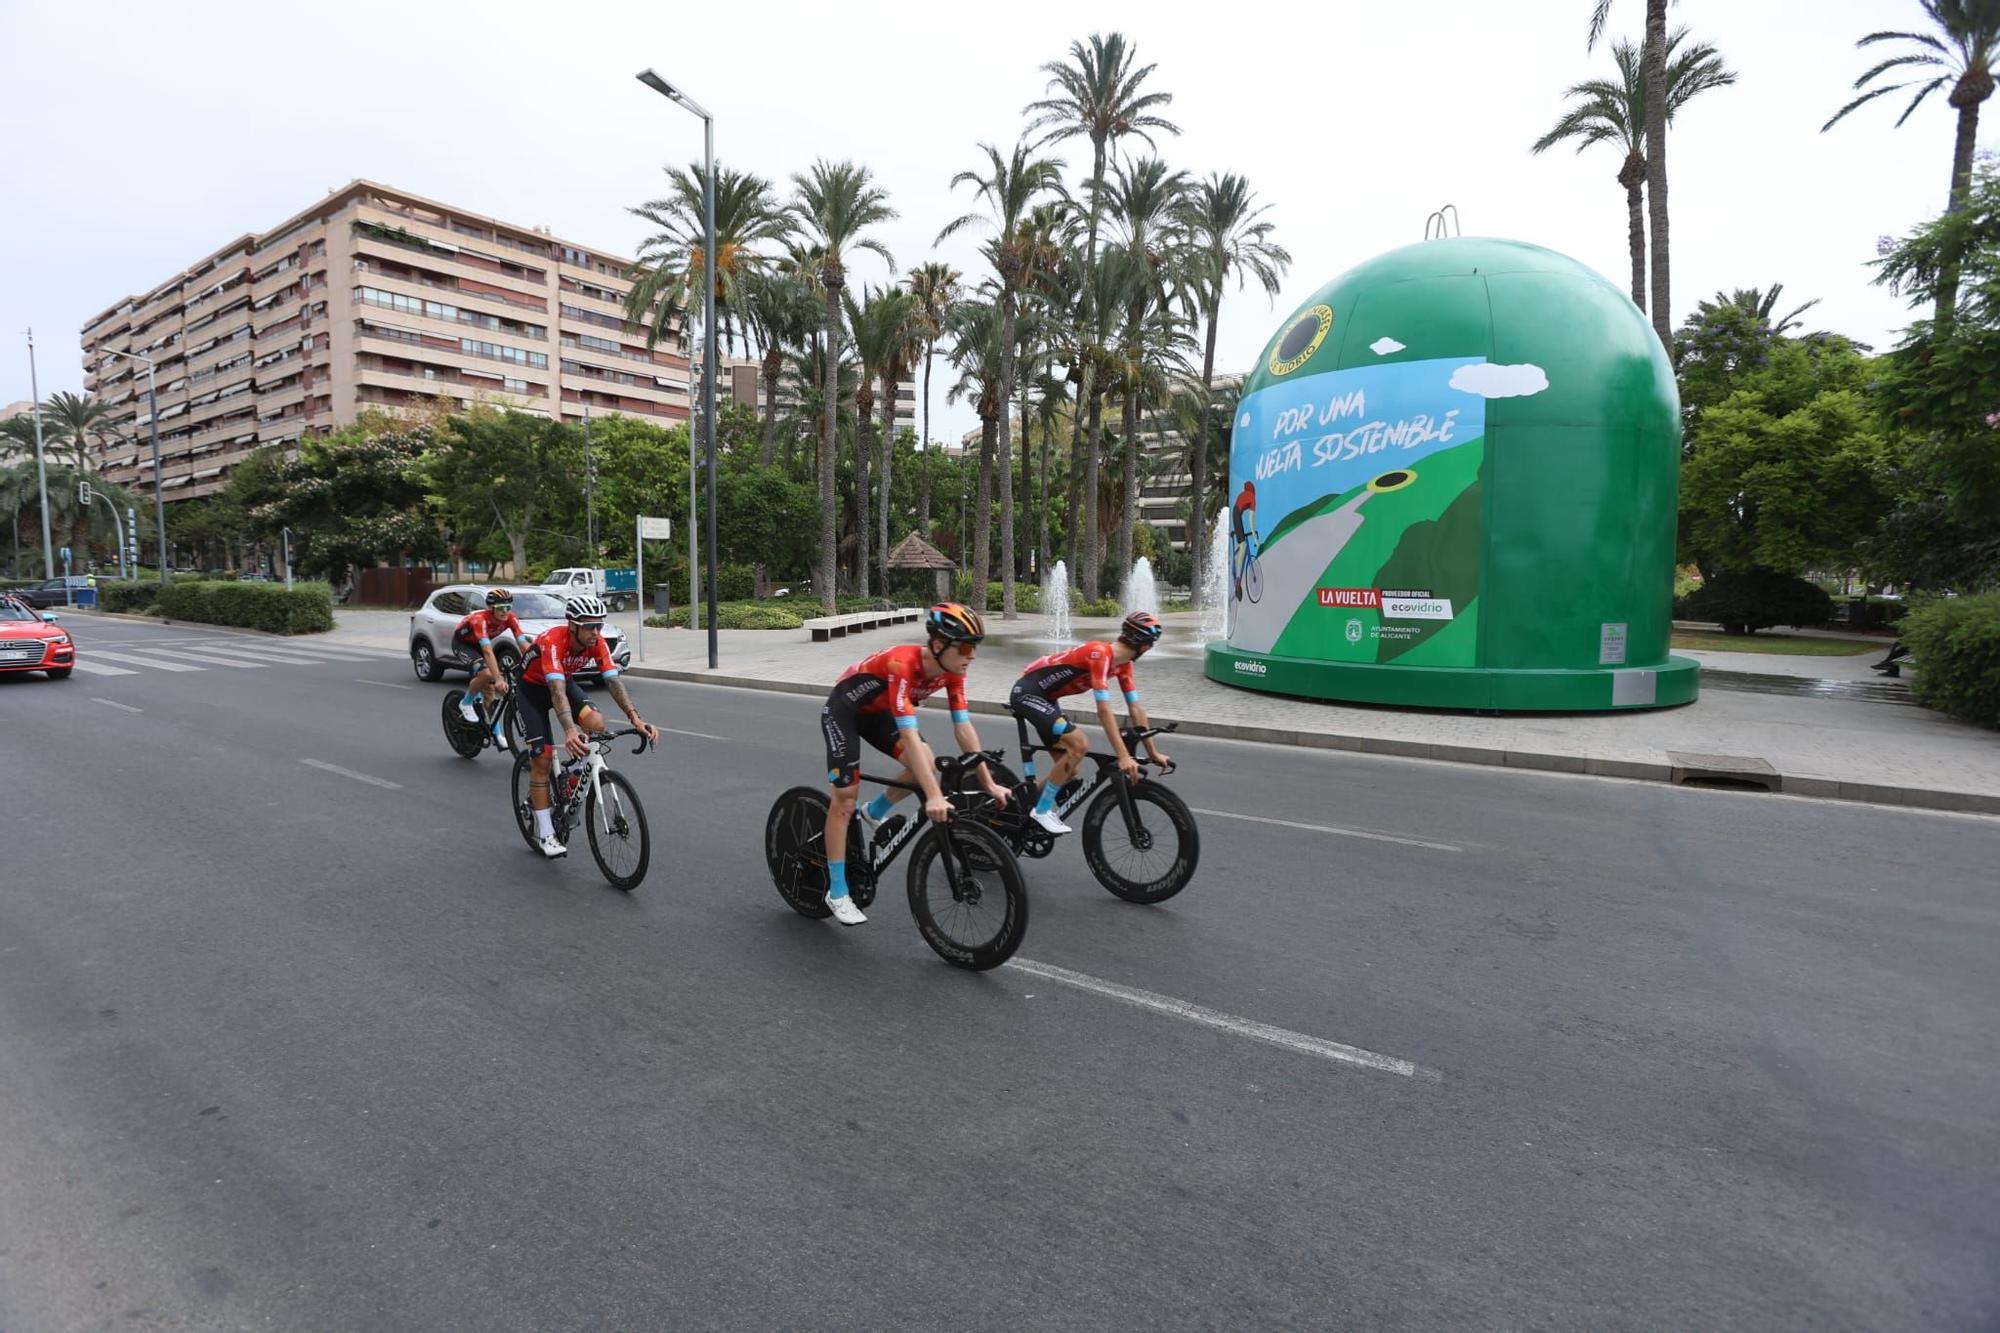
[804,607,924,642]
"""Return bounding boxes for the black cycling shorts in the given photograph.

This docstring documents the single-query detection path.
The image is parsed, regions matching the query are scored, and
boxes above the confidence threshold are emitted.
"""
[520,678,597,753]
[1008,681,1075,749]
[821,676,908,789]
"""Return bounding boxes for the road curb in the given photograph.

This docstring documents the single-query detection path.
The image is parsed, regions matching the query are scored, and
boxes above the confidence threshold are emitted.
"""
[621,663,2000,818]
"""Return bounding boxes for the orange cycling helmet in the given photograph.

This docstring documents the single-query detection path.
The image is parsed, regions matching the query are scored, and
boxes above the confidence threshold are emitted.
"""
[1118,610,1164,648]
[926,602,986,645]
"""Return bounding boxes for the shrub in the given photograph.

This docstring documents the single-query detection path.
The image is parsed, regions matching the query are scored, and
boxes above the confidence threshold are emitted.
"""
[949,572,1044,612]
[645,600,807,631]
[156,579,334,634]
[1074,596,1123,617]
[714,563,757,601]
[1900,592,2000,729]
[1675,568,1834,634]
[99,580,161,613]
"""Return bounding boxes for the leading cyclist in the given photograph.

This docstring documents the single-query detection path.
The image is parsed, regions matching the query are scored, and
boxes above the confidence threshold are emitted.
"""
[818,602,1011,926]
[1007,610,1172,835]
[518,593,660,859]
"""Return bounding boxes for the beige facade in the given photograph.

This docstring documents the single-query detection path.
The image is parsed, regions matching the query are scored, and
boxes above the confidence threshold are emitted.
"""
[79,180,690,502]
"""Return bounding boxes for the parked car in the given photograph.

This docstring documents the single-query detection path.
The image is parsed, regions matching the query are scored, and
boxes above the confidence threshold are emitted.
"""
[13,576,94,609]
[0,598,75,679]
[408,585,630,683]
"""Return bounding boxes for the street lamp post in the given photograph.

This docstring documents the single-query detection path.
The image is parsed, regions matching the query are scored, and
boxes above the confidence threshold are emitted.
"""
[636,68,720,670]
[100,346,168,587]
[23,328,54,579]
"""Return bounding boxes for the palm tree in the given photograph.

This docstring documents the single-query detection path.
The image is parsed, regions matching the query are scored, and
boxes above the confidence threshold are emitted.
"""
[737,269,822,464]
[1029,366,1071,574]
[40,391,118,472]
[1589,0,1675,347]
[1823,0,2000,328]
[792,161,896,613]
[945,298,1004,608]
[624,163,792,352]
[1534,29,1737,310]
[1695,284,1824,337]
[847,285,916,598]
[906,261,963,534]
[1103,157,1189,584]
[876,290,922,585]
[1176,173,1289,608]
[940,140,1066,616]
[1025,30,1179,598]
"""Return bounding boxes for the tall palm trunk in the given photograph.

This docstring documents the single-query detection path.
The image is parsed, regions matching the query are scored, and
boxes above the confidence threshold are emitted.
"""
[996,296,1019,617]
[1081,387,1105,595]
[855,384,873,600]
[1619,152,1648,310]
[1938,90,1988,330]
[759,346,783,466]
[878,371,896,593]
[1065,427,1083,574]
[818,285,840,614]
[972,410,997,609]
[1078,136,1109,600]
[918,348,935,532]
[1018,377,1032,581]
[1191,302,1219,609]
[1117,292,1143,584]
[1642,1,1671,348]
[1036,415,1053,574]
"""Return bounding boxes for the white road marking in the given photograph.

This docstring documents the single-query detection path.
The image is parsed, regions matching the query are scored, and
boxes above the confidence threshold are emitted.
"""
[1005,958,1437,1081]
[83,649,203,672]
[354,678,413,690]
[661,726,727,741]
[299,759,404,790]
[91,697,143,713]
[1189,807,1461,852]
[134,646,267,668]
[67,659,138,676]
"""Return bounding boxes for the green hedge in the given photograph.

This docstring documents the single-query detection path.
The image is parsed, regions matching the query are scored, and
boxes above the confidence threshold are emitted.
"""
[1675,569,1834,634]
[645,601,807,631]
[99,580,162,613]
[1901,592,2000,730]
[951,573,1043,612]
[156,580,334,634]
[1074,596,1122,617]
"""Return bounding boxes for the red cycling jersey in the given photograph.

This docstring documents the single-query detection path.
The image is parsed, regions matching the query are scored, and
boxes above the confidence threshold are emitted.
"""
[835,644,970,720]
[1019,640,1137,702]
[457,608,525,644]
[520,623,616,685]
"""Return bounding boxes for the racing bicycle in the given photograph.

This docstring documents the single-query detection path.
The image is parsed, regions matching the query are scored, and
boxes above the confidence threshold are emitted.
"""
[764,751,1029,970]
[963,719,1199,905]
[441,646,529,758]
[510,726,653,891]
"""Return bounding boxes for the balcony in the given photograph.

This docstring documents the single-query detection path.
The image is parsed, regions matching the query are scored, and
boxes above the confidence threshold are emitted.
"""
[252,266,303,304]
[355,261,550,317]
[255,379,306,415]
[352,223,547,299]
[356,361,546,403]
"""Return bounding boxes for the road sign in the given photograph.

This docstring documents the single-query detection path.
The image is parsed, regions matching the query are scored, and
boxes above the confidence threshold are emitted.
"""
[639,516,672,540]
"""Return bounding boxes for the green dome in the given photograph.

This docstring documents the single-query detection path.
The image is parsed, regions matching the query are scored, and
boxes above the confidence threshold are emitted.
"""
[1207,236,1696,711]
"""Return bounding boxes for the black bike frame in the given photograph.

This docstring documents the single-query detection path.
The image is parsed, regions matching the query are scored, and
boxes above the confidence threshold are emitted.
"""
[845,751,1003,890]
[1011,715,1178,838]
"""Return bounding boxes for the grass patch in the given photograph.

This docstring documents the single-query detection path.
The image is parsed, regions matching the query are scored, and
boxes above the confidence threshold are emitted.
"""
[1672,631,1885,656]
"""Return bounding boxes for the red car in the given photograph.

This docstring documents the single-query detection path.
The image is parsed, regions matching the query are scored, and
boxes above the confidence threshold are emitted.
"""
[0,595,75,679]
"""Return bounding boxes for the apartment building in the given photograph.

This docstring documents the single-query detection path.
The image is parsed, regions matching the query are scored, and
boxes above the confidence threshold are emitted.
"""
[79,180,690,502]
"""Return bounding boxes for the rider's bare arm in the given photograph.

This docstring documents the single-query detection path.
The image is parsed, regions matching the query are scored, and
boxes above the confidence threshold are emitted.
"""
[900,731,946,802]
[953,716,1010,801]
[604,675,642,725]
[1096,696,1134,763]
[549,680,578,734]
[1128,697,1166,764]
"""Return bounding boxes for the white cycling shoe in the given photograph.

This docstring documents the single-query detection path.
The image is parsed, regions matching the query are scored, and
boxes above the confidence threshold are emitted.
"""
[1030,807,1072,836]
[459,699,481,724]
[826,892,867,926]
[537,834,567,859]
[492,725,510,751]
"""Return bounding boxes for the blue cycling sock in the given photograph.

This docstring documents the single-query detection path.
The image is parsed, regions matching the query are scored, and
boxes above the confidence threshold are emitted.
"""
[1035,783,1057,814]
[827,860,850,900]
[863,793,893,822]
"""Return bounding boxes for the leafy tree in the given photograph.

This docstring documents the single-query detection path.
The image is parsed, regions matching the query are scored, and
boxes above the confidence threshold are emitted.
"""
[624,162,791,353]
[250,420,445,582]
[428,410,584,577]
[1589,0,1677,345]
[39,391,121,472]
[905,261,963,529]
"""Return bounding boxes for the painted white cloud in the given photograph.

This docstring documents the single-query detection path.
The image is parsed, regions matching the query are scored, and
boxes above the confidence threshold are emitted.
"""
[1448,362,1550,398]
[1368,336,1406,356]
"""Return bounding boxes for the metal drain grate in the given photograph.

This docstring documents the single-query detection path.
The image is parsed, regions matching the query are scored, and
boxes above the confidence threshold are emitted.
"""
[1666,751,1781,792]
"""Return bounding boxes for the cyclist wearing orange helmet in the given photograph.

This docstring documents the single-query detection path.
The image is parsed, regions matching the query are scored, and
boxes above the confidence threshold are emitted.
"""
[816,602,1012,925]
[1007,610,1171,835]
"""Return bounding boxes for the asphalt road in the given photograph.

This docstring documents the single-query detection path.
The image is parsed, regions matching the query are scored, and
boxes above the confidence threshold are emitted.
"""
[3,615,1995,1330]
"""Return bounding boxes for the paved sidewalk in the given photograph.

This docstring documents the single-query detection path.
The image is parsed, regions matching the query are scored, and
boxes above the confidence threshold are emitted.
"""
[317,607,2000,815]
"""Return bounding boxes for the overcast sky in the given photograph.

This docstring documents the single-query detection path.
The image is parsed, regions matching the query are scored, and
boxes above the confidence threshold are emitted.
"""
[0,0,1980,442]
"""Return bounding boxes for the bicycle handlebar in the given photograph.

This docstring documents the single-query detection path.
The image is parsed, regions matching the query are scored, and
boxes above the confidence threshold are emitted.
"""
[595,726,655,755]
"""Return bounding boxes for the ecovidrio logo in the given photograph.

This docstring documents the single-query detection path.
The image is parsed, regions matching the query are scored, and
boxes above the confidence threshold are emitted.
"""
[1232,659,1268,676]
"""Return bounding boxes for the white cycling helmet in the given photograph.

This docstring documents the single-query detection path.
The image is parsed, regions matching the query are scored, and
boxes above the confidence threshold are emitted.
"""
[564,593,608,624]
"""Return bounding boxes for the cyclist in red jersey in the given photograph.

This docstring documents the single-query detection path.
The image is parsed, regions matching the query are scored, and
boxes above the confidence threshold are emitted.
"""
[1008,611,1171,835]
[454,587,528,746]
[817,602,1011,926]
[518,593,659,858]
[1230,480,1258,601]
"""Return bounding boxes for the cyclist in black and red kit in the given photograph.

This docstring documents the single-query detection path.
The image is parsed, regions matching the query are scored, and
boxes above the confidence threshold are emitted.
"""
[817,602,1012,926]
[455,587,527,747]
[1008,610,1172,835]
